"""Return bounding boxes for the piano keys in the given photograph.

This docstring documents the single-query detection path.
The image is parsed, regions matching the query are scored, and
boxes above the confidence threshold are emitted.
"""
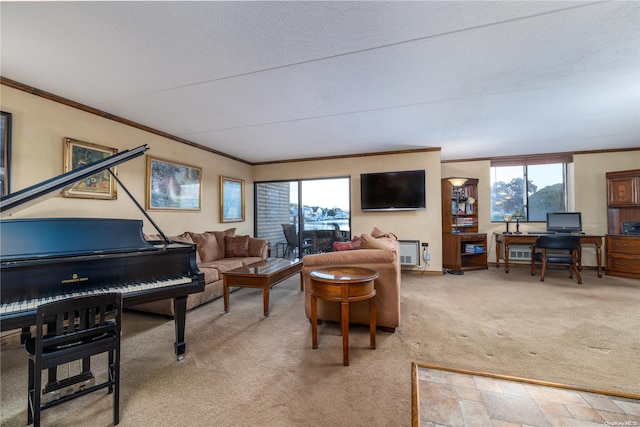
[1,276,193,316]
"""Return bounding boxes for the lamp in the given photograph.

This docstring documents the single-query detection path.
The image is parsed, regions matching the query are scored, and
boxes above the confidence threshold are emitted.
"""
[448,177,468,188]
[503,214,513,234]
[513,211,525,234]
[447,177,468,276]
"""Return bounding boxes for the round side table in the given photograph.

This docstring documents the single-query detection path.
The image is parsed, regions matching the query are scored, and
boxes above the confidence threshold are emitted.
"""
[309,266,379,366]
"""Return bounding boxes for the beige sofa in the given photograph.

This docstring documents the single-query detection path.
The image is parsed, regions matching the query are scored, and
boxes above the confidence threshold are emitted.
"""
[130,228,268,317]
[301,229,401,332]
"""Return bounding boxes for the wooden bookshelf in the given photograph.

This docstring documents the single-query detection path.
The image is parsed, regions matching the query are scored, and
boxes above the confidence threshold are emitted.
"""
[441,178,487,273]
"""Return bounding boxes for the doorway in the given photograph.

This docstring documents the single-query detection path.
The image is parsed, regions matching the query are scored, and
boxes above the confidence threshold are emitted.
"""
[255,177,350,258]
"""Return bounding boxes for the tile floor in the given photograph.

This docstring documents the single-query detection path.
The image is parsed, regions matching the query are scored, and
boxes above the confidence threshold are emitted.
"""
[412,363,640,427]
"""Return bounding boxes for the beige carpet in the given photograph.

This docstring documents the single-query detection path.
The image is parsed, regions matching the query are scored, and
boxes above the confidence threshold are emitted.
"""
[1,266,639,427]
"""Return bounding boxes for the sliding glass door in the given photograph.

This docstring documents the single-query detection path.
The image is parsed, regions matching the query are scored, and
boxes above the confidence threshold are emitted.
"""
[255,177,350,259]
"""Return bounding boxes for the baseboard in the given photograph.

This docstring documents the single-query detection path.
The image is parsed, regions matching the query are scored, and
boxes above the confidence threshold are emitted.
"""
[401,269,443,276]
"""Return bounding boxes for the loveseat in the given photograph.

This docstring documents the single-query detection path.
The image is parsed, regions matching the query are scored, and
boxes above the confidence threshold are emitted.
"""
[130,228,268,317]
[301,228,401,332]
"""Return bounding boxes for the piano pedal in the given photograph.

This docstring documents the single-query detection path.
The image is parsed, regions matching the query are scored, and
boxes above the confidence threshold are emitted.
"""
[42,372,95,404]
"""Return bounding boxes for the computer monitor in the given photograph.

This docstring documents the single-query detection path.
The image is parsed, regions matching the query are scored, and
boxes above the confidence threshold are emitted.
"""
[546,212,582,233]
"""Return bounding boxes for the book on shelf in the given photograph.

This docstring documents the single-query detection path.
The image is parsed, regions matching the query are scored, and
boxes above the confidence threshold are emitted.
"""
[454,217,475,226]
[452,187,470,198]
[465,244,484,253]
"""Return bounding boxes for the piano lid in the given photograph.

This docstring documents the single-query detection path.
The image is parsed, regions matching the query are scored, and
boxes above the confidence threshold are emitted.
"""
[0,217,156,262]
[0,144,149,217]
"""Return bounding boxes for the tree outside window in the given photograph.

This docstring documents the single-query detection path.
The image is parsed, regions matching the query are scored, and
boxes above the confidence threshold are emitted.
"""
[491,163,566,222]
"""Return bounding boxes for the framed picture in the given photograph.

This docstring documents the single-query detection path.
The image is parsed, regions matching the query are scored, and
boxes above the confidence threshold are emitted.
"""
[146,156,201,211]
[220,176,245,222]
[63,137,118,199]
[1,111,11,196]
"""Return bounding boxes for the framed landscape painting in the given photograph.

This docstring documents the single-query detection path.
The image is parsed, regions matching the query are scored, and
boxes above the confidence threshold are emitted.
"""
[220,176,244,222]
[146,156,201,211]
[63,137,118,199]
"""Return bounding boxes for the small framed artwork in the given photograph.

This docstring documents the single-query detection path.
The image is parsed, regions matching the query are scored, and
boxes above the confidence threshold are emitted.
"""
[63,137,118,199]
[220,176,245,222]
[1,111,11,196]
[146,156,201,211]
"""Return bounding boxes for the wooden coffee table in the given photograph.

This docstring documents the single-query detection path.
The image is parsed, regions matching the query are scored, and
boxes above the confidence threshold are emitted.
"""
[309,266,378,366]
[223,258,302,316]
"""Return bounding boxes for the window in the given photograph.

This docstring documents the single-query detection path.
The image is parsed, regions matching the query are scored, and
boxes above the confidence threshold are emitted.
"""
[254,177,351,257]
[490,155,570,222]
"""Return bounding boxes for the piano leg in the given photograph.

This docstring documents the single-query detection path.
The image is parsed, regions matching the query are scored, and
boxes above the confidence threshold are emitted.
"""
[173,296,188,361]
[20,326,30,344]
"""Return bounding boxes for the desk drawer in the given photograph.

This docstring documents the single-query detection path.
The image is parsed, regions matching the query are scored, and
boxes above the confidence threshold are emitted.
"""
[606,235,640,255]
[606,253,640,275]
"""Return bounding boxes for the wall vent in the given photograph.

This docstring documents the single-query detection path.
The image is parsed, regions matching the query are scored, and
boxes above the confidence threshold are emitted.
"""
[399,240,420,266]
[505,244,533,261]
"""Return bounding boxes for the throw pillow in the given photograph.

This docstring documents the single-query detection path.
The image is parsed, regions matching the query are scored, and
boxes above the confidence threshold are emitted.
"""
[170,232,201,264]
[248,238,267,257]
[333,236,362,251]
[360,233,396,251]
[370,227,387,238]
[333,241,353,251]
[170,231,194,244]
[225,235,250,257]
[211,227,236,255]
[370,227,398,240]
[190,232,221,262]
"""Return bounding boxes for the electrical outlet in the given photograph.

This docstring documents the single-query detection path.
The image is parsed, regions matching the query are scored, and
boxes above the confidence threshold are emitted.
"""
[422,251,430,261]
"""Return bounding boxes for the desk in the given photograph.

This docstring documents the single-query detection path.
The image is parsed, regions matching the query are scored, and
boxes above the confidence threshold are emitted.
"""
[494,233,603,277]
[309,266,378,366]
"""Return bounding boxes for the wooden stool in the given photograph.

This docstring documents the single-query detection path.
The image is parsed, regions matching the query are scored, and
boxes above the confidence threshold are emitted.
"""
[309,266,378,366]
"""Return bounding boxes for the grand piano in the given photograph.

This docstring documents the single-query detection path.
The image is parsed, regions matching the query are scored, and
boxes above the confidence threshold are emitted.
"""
[0,144,205,360]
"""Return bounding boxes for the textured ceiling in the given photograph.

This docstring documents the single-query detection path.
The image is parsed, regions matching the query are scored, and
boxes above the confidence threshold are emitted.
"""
[1,1,638,163]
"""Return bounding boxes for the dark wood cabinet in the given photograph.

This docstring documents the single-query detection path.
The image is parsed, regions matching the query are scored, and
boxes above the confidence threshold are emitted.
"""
[607,175,639,206]
[605,169,640,279]
[605,235,640,277]
[441,178,487,272]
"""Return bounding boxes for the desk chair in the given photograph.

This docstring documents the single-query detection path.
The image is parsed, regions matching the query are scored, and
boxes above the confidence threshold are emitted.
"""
[531,235,582,284]
[25,293,122,426]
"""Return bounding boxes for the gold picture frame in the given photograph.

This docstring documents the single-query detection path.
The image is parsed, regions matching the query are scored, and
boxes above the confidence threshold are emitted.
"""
[220,176,245,222]
[63,137,117,199]
[146,156,202,211]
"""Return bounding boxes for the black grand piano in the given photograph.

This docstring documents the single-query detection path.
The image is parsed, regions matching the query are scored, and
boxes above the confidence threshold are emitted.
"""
[0,144,205,360]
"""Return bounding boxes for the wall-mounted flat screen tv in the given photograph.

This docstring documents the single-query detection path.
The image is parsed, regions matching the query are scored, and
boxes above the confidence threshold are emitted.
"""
[546,212,582,233]
[360,170,426,211]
